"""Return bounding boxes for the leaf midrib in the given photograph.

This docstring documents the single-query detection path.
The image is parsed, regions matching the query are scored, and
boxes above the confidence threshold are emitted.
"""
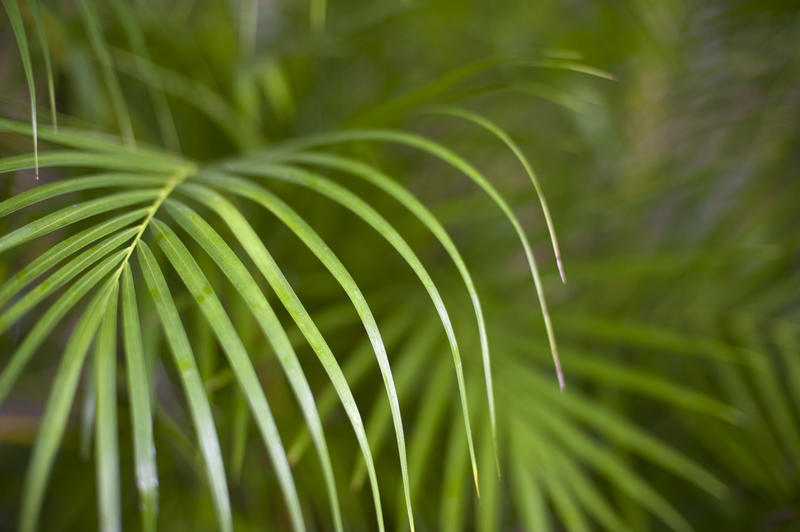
[111,166,193,281]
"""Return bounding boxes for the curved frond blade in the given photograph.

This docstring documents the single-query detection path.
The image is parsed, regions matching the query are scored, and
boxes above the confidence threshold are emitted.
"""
[351,321,438,490]
[0,118,185,165]
[94,285,121,532]
[254,129,565,389]
[178,182,398,531]
[0,250,126,405]
[1,0,38,178]
[0,151,184,174]
[28,0,57,130]
[136,241,232,532]
[0,209,147,308]
[0,174,168,217]
[163,200,344,532]
[288,312,412,465]
[224,162,481,495]
[19,278,118,532]
[121,265,158,532]
[274,151,500,468]
[148,219,306,532]
[0,228,137,334]
[0,190,158,255]
[429,106,566,283]
[192,174,415,531]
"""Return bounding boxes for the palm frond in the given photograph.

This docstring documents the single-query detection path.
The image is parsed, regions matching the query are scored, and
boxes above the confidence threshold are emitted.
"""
[3,1,792,531]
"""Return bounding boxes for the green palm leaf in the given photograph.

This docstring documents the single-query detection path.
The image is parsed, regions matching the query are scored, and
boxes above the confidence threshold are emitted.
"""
[121,265,159,532]
[162,200,344,532]
[94,285,121,532]
[19,278,118,532]
[137,241,233,532]
[2,0,38,177]
[0,251,126,405]
[195,172,417,530]
[178,181,389,530]
[4,2,786,530]
[223,161,481,495]
[252,128,564,389]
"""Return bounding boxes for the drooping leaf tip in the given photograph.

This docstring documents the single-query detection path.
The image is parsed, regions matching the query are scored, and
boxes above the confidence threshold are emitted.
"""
[556,256,566,284]
[554,356,565,391]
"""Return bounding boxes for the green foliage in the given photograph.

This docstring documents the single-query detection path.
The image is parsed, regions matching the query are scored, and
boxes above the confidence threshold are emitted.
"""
[1,1,799,531]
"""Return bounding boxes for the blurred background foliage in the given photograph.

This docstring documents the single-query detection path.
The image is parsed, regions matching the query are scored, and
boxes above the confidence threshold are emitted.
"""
[1,0,799,531]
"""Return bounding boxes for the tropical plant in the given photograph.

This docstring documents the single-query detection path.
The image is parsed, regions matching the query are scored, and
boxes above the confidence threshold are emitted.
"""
[2,1,798,531]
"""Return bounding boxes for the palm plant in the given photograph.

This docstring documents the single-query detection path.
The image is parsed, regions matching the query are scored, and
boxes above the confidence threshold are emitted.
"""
[2,0,798,531]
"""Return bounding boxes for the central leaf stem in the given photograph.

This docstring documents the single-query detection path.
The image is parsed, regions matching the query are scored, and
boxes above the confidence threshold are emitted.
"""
[112,166,195,280]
